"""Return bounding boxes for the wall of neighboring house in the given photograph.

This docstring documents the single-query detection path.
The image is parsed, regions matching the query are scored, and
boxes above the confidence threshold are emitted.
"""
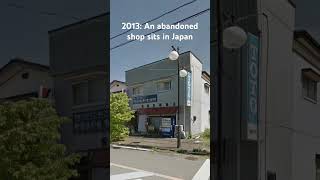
[291,50,320,180]
[0,66,52,99]
[189,53,203,135]
[110,82,127,93]
[201,78,210,132]
[258,0,296,179]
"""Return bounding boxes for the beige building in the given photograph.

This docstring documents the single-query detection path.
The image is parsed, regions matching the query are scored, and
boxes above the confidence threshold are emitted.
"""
[0,58,52,102]
[110,80,127,93]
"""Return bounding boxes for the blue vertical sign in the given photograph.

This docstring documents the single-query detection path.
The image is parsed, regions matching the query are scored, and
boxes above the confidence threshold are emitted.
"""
[186,72,192,106]
[247,33,259,141]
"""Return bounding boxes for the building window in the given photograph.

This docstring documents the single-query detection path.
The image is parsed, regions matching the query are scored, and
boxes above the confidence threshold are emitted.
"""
[73,109,107,134]
[21,72,29,79]
[159,103,162,107]
[302,73,318,102]
[73,82,88,105]
[204,83,210,94]
[132,86,143,96]
[73,78,106,106]
[88,78,106,103]
[166,103,168,107]
[157,80,171,92]
[316,154,320,180]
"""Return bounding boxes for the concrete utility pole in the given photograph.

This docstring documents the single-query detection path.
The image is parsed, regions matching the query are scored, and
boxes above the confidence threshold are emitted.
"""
[212,0,260,179]
[213,0,223,178]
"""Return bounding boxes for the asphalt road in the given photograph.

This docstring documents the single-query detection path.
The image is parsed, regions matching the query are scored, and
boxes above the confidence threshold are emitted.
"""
[110,147,209,180]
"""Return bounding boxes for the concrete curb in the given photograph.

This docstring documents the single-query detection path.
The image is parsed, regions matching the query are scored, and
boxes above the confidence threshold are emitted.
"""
[112,143,210,156]
[111,144,154,152]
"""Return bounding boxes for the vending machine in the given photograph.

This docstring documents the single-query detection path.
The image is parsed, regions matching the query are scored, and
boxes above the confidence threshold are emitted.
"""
[159,117,175,137]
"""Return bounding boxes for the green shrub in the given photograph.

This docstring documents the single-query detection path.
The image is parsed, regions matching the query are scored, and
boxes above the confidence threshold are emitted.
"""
[202,128,210,139]
[110,93,134,142]
[0,99,80,180]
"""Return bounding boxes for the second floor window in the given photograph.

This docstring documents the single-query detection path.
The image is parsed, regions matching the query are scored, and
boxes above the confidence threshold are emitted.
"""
[157,80,171,92]
[132,86,143,96]
[73,82,88,105]
[204,83,210,94]
[316,154,320,180]
[73,78,106,105]
[302,72,318,102]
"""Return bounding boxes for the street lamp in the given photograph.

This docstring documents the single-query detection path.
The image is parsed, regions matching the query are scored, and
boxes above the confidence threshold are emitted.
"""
[214,0,249,178]
[168,47,187,148]
[223,26,248,49]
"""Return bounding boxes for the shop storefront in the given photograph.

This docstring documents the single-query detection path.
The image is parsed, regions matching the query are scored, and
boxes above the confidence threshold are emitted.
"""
[137,107,178,137]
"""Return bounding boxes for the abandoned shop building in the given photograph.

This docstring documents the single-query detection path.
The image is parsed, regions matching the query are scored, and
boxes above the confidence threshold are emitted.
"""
[125,51,210,137]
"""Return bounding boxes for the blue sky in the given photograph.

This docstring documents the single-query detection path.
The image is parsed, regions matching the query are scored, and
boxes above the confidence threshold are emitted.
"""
[110,0,210,82]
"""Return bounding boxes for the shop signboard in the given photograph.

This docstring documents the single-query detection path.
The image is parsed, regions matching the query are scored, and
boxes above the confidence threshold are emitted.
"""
[186,71,192,106]
[132,94,157,104]
[245,33,259,141]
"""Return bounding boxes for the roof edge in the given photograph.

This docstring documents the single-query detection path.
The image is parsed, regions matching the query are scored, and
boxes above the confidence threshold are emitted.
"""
[48,12,109,34]
[125,51,202,73]
[294,30,320,54]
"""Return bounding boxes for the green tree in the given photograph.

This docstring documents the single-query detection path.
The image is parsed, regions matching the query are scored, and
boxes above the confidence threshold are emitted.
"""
[0,99,80,180]
[110,93,134,142]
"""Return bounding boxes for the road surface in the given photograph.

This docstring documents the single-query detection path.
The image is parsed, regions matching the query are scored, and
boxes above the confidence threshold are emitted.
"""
[110,147,209,180]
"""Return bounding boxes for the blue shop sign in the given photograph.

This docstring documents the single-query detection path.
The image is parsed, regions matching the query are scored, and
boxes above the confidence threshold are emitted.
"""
[132,94,157,104]
[186,72,192,106]
[246,33,259,141]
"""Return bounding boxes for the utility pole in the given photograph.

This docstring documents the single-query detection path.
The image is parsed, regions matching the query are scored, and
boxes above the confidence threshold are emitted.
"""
[175,46,181,148]
[214,0,223,178]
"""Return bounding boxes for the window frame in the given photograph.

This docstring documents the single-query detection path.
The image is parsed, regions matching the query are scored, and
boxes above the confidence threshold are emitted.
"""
[204,83,210,94]
[73,109,107,134]
[156,79,172,92]
[132,85,143,96]
[302,73,318,103]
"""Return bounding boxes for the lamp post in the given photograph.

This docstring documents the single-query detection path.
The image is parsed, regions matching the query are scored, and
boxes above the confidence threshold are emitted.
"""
[214,0,248,178]
[168,47,188,148]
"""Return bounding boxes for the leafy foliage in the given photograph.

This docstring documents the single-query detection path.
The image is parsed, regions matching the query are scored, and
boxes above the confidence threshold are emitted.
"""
[110,93,134,142]
[202,128,210,139]
[0,99,80,180]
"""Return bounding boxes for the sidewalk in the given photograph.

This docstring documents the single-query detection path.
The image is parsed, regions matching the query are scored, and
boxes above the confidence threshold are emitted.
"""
[112,136,210,155]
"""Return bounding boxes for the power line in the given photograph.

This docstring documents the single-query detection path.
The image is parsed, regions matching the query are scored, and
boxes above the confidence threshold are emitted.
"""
[6,2,105,23]
[110,0,197,40]
[110,8,210,51]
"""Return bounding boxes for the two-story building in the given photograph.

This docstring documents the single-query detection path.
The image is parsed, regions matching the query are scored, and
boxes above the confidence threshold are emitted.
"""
[0,58,52,102]
[126,51,210,137]
[110,80,127,93]
[49,13,108,180]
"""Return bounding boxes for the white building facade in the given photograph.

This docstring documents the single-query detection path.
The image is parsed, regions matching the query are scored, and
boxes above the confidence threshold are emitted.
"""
[126,51,210,137]
[257,1,320,179]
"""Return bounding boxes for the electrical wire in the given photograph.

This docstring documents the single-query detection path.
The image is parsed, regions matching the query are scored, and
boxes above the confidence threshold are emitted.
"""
[6,2,105,23]
[110,8,210,51]
[110,0,197,39]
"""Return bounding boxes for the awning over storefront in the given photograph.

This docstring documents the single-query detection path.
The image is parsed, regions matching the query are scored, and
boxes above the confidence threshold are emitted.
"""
[137,107,178,115]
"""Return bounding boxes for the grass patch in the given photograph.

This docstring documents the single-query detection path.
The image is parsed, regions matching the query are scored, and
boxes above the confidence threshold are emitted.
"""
[176,149,188,154]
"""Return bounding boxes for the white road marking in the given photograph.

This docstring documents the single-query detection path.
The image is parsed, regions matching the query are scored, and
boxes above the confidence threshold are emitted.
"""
[110,162,184,180]
[192,159,210,180]
[110,171,154,180]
